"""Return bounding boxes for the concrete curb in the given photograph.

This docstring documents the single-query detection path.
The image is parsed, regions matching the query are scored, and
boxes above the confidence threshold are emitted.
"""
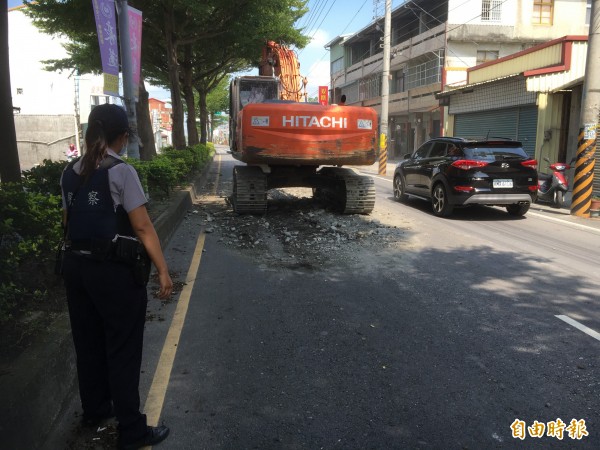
[0,155,215,450]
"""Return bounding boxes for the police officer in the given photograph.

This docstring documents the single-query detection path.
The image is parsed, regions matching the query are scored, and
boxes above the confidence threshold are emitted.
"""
[60,104,172,449]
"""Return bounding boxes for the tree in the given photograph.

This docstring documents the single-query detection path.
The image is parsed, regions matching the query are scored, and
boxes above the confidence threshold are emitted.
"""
[205,77,230,142]
[23,0,157,159]
[185,0,310,144]
[25,0,310,151]
[0,0,22,184]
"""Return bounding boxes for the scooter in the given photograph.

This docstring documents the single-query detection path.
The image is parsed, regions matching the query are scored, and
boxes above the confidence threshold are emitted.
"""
[536,157,573,207]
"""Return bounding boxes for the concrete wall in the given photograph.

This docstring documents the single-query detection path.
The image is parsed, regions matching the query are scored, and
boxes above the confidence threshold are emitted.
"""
[448,0,518,26]
[515,0,589,39]
[448,0,588,38]
[445,41,525,87]
[15,115,77,170]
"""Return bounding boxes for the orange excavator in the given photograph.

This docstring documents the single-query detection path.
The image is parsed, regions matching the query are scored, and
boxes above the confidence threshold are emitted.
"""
[229,41,378,214]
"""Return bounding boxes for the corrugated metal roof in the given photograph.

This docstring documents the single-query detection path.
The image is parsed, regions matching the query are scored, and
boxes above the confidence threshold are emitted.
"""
[438,36,588,98]
[526,41,587,92]
[469,43,563,85]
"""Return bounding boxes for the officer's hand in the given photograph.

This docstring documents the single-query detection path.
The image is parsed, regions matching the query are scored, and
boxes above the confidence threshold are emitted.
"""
[157,271,173,299]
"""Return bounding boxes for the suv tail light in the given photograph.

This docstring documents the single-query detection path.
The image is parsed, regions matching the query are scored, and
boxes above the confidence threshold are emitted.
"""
[521,159,538,170]
[454,186,475,193]
[451,160,488,170]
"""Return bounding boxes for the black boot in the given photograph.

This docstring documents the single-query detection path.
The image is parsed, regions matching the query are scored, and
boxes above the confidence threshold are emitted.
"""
[118,425,170,449]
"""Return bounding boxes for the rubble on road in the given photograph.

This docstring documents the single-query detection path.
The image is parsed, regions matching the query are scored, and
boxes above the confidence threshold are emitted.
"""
[192,186,408,271]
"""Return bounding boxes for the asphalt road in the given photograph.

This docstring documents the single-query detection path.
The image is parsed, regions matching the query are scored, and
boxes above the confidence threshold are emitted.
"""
[53,150,600,449]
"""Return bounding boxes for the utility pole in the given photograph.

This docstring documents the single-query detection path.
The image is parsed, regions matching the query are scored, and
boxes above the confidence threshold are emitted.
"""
[116,0,139,158]
[571,0,600,217]
[378,0,391,176]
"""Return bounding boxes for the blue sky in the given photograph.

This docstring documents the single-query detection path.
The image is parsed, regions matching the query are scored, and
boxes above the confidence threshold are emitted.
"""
[8,0,407,99]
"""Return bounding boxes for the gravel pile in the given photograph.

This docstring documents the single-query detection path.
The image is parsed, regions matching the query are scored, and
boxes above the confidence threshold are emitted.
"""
[192,186,408,271]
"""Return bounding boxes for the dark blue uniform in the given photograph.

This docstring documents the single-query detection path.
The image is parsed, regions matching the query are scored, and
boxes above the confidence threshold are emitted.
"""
[61,154,149,443]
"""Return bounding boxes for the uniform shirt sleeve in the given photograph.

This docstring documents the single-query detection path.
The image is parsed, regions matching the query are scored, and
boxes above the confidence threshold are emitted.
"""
[109,163,148,213]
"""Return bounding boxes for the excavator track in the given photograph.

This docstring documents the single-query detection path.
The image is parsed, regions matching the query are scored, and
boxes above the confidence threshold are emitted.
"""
[232,166,267,214]
[317,167,376,214]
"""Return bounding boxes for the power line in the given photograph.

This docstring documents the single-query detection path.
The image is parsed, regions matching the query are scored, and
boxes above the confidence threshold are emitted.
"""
[302,0,330,38]
[303,0,370,78]
[306,0,507,97]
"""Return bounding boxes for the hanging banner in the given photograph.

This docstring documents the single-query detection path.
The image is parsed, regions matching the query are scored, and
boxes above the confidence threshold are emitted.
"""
[318,86,329,106]
[92,0,119,96]
[128,6,143,99]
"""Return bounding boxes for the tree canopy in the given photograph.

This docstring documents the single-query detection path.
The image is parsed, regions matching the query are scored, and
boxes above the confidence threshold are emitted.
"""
[24,0,310,149]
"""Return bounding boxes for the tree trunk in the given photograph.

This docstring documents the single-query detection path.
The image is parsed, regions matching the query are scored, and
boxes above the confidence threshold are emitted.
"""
[182,45,199,146]
[164,7,186,149]
[198,88,208,145]
[0,3,22,184]
[136,80,157,160]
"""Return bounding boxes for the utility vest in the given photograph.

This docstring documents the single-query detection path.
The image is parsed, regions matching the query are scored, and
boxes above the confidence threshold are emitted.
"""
[62,156,135,244]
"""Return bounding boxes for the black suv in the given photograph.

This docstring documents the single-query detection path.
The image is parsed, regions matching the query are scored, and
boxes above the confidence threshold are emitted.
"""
[393,137,538,217]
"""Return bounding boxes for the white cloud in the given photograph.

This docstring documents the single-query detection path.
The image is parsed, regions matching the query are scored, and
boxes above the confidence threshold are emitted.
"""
[305,60,330,98]
[306,29,330,49]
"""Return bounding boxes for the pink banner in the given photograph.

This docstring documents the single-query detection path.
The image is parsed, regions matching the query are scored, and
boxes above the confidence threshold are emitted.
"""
[92,0,119,96]
[128,6,142,99]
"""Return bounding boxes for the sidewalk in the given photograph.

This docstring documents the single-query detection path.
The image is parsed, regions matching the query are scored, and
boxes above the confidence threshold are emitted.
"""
[0,155,216,450]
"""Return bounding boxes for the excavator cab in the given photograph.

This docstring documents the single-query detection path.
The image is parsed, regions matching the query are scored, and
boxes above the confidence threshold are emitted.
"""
[229,76,279,152]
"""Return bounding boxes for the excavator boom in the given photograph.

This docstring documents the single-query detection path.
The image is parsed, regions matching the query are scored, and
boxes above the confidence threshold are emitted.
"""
[259,40,307,102]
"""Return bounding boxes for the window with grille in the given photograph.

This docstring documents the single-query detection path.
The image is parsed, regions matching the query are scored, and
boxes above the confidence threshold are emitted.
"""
[406,52,443,90]
[392,69,406,94]
[331,57,344,74]
[482,0,502,22]
[532,0,553,25]
[359,75,381,101]
[476,50,499,65]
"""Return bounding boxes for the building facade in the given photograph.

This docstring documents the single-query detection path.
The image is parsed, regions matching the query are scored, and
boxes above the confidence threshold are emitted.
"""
[148,98,173,149]
[438,35,600,195]
[327,0,591,158]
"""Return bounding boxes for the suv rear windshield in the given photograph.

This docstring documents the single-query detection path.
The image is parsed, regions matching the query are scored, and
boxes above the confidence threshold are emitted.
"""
[463,146,528,161]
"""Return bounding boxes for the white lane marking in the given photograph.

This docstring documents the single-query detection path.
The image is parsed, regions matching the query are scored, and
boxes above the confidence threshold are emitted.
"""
[527,211,600,234]
[555,315,600,342]
[370,174,392,183]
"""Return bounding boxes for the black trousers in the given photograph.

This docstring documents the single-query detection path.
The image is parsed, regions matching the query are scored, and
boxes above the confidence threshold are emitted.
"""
[63,251,148,443]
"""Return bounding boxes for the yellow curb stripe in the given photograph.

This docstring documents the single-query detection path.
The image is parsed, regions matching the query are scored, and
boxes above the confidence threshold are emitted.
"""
[144,232,205,426]
[144,155,222,426]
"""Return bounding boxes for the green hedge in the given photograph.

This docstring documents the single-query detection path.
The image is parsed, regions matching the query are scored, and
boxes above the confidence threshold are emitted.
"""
[0,143,214,324]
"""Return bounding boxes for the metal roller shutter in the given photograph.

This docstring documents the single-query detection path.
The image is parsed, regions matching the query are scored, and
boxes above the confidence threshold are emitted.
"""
[454,106,538,157]
[516,106,538,157]
[455,108,517,141]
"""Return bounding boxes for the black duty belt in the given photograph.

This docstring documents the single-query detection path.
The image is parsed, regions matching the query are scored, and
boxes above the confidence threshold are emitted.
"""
[67,239,114,255]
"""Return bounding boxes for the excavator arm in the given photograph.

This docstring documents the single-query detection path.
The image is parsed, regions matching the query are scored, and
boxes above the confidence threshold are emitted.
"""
[259,40,307,102]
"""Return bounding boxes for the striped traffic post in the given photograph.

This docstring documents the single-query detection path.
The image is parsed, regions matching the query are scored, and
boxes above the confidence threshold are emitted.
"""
[570,127,596,217]
[379,133,387,176]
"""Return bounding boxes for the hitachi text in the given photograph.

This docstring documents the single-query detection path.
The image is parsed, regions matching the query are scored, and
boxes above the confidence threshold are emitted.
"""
[282,116,347,128]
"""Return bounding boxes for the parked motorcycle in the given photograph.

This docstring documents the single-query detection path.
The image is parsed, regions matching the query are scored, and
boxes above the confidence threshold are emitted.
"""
[536,157,573,207]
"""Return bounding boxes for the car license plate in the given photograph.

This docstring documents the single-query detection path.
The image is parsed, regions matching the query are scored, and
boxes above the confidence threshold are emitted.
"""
[493,179,513,188]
